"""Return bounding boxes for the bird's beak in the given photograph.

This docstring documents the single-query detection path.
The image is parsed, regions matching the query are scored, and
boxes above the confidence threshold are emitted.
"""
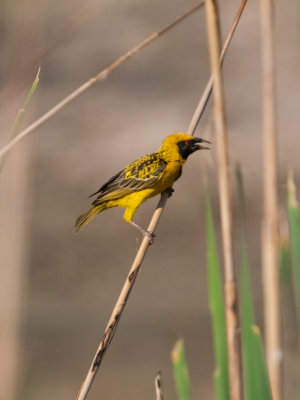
[194,137,211,150]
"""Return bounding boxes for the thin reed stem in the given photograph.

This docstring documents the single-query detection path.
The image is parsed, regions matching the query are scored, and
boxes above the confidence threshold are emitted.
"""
[0,2,204,160]
[154,372,164,400]
[188,0,247,135]
[76,193,168,400]
[260,0,280,398]
[0,68,40,173]
[75,2,248,398]
[205,1,241,399]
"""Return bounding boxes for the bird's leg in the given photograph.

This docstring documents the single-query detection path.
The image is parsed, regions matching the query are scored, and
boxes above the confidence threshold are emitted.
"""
[129,221,156,244]
[164,186,174,198]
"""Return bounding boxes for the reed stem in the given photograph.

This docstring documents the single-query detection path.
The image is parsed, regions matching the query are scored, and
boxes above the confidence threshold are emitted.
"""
[205,1,241,399]
[154,372,164,400]
[260,0,280,398]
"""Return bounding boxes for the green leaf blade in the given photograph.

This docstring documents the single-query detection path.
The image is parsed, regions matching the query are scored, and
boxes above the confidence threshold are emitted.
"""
[206,197,230,400]
[287,175,300,310]
[0,68,40,174]
[241,247,272,400]
[171,339,190,400]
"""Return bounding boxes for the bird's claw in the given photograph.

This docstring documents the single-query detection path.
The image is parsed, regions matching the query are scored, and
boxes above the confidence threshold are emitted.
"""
[145,230,155,245]
[165,187,174,198]
[129,221,156,244]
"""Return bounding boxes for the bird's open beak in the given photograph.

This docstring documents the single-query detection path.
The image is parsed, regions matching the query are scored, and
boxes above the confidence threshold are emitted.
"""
[194,137,211,150]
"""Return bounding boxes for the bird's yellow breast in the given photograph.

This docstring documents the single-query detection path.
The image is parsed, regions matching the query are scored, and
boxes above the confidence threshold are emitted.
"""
[107,160,183,222]
[151,160,183,194]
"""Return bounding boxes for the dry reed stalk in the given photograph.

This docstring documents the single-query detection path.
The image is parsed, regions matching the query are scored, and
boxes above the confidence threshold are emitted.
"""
[205,1,241,399]
[76,193,168,400]
[75,2,248,399]
[0,2,204,160]
[188,0,247,135]
[154,372,164,400]
[0,142,32,400]
[260,0,280,398]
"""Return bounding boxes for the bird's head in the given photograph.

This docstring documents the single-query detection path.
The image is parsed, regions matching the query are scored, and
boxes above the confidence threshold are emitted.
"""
[159,133,210,161]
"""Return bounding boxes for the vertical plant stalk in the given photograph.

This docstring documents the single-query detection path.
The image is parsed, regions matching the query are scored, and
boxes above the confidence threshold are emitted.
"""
[205,1,241,400]
[236,165,273,400]
[260,0,280,398]
[154,372,164,400]
[188,0,247,135]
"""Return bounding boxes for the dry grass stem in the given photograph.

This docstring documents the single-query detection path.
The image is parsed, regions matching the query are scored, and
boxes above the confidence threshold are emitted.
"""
[75,2,248,398]
[205,1,241,399]
[188,0,247,135]
[154,372,164,400]
[0,68,40,173]
[260,0,280,398]
[0,2,204,159]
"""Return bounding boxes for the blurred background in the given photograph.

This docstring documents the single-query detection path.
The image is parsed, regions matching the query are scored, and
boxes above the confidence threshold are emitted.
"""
[0,0,299,399]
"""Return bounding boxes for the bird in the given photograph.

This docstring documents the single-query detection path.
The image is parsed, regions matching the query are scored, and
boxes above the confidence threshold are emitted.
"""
[75,132,210,242]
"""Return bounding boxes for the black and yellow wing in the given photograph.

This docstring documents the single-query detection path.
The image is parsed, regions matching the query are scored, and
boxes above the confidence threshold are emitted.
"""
[90,153,167,205]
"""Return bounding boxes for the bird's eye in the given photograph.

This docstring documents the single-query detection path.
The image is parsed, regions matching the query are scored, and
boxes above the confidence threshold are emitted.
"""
[185,140,192,146]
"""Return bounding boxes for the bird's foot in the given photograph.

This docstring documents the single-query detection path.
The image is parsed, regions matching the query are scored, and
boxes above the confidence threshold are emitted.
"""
[129,221,156,244]
[144,230,156,245]
[165,187,174,198]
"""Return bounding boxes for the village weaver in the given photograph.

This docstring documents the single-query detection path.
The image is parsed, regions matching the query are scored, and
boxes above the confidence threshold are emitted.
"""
[75,133,210,242]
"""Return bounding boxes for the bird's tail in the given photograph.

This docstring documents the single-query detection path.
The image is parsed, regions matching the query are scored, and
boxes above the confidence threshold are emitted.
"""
[75,204,106,232]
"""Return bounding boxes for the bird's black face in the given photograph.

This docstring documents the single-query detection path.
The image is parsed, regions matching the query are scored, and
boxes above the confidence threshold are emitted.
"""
[177,137,210,160]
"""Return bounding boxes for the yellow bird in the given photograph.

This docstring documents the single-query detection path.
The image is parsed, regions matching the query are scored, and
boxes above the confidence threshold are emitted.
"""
[75,133,209,241]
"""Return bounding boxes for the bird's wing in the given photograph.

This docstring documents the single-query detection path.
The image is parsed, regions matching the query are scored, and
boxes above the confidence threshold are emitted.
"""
[90,153,167,205]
